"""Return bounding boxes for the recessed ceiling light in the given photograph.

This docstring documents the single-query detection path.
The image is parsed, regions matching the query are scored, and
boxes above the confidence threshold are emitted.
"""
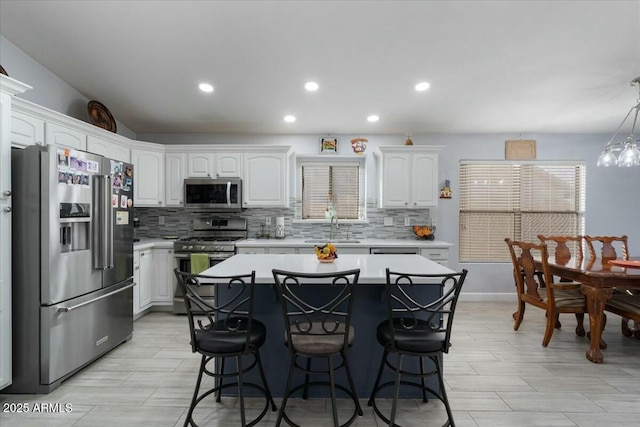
[367,115,380,123]
[198,83,214,93]
[415,82,430,92]
[284,115,296,123]
[304,81,319,91]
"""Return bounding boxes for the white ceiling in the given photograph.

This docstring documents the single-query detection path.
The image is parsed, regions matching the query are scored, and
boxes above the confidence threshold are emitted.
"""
[1,0,639,135]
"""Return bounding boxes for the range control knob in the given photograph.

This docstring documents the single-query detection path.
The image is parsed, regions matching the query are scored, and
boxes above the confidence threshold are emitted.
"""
[188,245,193,250]
[199,245,206,250]
[181,245,188,250]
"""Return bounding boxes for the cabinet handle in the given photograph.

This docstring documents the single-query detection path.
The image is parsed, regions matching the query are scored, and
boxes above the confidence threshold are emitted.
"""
[141,252,145,257]
[414,202,417,206]
[4,190,11,196]
[135,266,140,270]
[3,207,11,213]
[158,201,162,205]
[404,202,408,206]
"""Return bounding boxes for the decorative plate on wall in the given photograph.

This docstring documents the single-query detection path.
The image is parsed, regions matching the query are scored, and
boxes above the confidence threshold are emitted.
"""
[87,100,117,133]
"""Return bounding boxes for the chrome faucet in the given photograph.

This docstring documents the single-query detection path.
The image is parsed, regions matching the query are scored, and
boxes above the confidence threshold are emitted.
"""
[329,214,340,240]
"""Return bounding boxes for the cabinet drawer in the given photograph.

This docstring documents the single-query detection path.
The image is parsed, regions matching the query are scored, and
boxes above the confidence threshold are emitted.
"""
[420,248,449,260]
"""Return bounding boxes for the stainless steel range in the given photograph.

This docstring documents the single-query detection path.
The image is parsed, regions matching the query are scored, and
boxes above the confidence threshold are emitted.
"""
[173,218,247,313]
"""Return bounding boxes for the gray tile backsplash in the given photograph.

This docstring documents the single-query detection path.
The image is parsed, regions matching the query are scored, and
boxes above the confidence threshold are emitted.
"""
[134,199,431,241]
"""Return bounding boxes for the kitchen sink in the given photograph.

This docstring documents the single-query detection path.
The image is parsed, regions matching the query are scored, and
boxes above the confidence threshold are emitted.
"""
[304,239,361,244]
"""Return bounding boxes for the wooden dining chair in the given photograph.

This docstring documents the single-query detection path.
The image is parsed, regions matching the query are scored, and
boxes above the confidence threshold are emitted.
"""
[585,235,638,337]
[537,235,586,336]
[505,238,587,347]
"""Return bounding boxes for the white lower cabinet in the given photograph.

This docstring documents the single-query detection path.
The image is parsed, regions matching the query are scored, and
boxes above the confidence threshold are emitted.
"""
[420,247,449,266]
[152,248,174,304]
[237,247,266,254]
[135,249,153,316]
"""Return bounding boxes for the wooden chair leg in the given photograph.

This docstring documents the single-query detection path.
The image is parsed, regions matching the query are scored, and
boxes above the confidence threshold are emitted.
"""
[513,301,525,330]
[575,313,586,337]
[542,309,556,347]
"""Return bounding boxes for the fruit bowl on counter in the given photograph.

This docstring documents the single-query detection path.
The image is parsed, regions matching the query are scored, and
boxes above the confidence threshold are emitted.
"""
[412,225,436,240]
[314,243,338,263]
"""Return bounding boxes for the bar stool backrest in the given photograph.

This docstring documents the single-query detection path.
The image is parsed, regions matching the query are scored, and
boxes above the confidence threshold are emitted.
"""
[174,268,257,354]
[384,268,468,354]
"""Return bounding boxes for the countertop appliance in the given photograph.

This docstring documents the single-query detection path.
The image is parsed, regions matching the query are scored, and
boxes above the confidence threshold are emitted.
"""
[6,145,134,394]
[173,218,247,313]
[184,177,242,211]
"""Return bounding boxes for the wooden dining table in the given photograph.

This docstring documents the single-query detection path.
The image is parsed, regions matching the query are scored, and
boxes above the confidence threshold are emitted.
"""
[534,256,640,363]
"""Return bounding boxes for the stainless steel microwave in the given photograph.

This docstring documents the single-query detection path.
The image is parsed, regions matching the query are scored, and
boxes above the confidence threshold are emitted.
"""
[184,178,243,211]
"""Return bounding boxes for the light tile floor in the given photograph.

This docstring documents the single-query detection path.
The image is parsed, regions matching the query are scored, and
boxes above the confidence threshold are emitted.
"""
[2,301,640,426]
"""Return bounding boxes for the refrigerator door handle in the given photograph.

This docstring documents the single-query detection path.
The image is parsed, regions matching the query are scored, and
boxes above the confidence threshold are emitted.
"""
[92,175,114,270]
[57,282,135,313]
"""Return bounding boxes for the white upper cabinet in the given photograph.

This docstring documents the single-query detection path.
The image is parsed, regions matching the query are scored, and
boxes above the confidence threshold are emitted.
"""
[46,122,87,151]
[187,152,215,177]
[243,148,291,207]
[165,152,186,206]
[11,109,44,147]
[87,135,130,162]
[131,147,165,207]
[216,152,242,177]
[376,146,443,208]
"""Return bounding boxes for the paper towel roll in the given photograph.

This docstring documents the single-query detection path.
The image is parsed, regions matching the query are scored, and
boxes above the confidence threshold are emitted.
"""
[276,217,285,227]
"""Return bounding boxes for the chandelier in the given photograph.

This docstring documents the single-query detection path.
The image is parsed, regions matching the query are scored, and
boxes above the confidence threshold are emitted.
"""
[597,76,640,167]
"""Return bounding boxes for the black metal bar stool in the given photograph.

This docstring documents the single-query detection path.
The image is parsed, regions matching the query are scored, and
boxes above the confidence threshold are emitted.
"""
[271,268,363,427]
[174,269,277,427]
[368,268,468,427]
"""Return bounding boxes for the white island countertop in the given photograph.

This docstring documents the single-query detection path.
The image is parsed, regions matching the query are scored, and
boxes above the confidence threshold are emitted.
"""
[202,254,455,284]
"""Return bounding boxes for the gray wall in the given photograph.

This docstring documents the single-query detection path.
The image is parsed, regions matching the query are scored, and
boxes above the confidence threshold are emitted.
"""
[0,35,136,139]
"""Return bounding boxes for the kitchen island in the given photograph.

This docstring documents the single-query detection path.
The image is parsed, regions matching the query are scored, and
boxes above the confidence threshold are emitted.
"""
[202,254,455,398]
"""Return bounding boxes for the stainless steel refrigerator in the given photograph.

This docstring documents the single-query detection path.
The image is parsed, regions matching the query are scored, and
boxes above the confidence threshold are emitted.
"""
[6,144,134,393]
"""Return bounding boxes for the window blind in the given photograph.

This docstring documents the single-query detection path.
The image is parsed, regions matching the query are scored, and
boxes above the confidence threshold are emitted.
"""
[301,163,360,219]
[459,162,585,262]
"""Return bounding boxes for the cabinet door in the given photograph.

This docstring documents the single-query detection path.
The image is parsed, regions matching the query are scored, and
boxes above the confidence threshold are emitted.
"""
[87,135,130,163]
[244,152,288,207]
[187,153,215,177]
[381,153,411,207]
[131,149,165,206]
[237,247,266,254]
[420,247,449,266]
[216,152,242,177]
[165,152,186,206]
[133,250,141,316]
[46,122,87,150]
[138,249,153,310]
[152,248,174,303]
[412,153,438,207]
[11,110,45,147]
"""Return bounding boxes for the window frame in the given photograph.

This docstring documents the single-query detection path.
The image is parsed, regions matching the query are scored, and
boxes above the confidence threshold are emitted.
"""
[459,160,586,263]
[295,155,367,223]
